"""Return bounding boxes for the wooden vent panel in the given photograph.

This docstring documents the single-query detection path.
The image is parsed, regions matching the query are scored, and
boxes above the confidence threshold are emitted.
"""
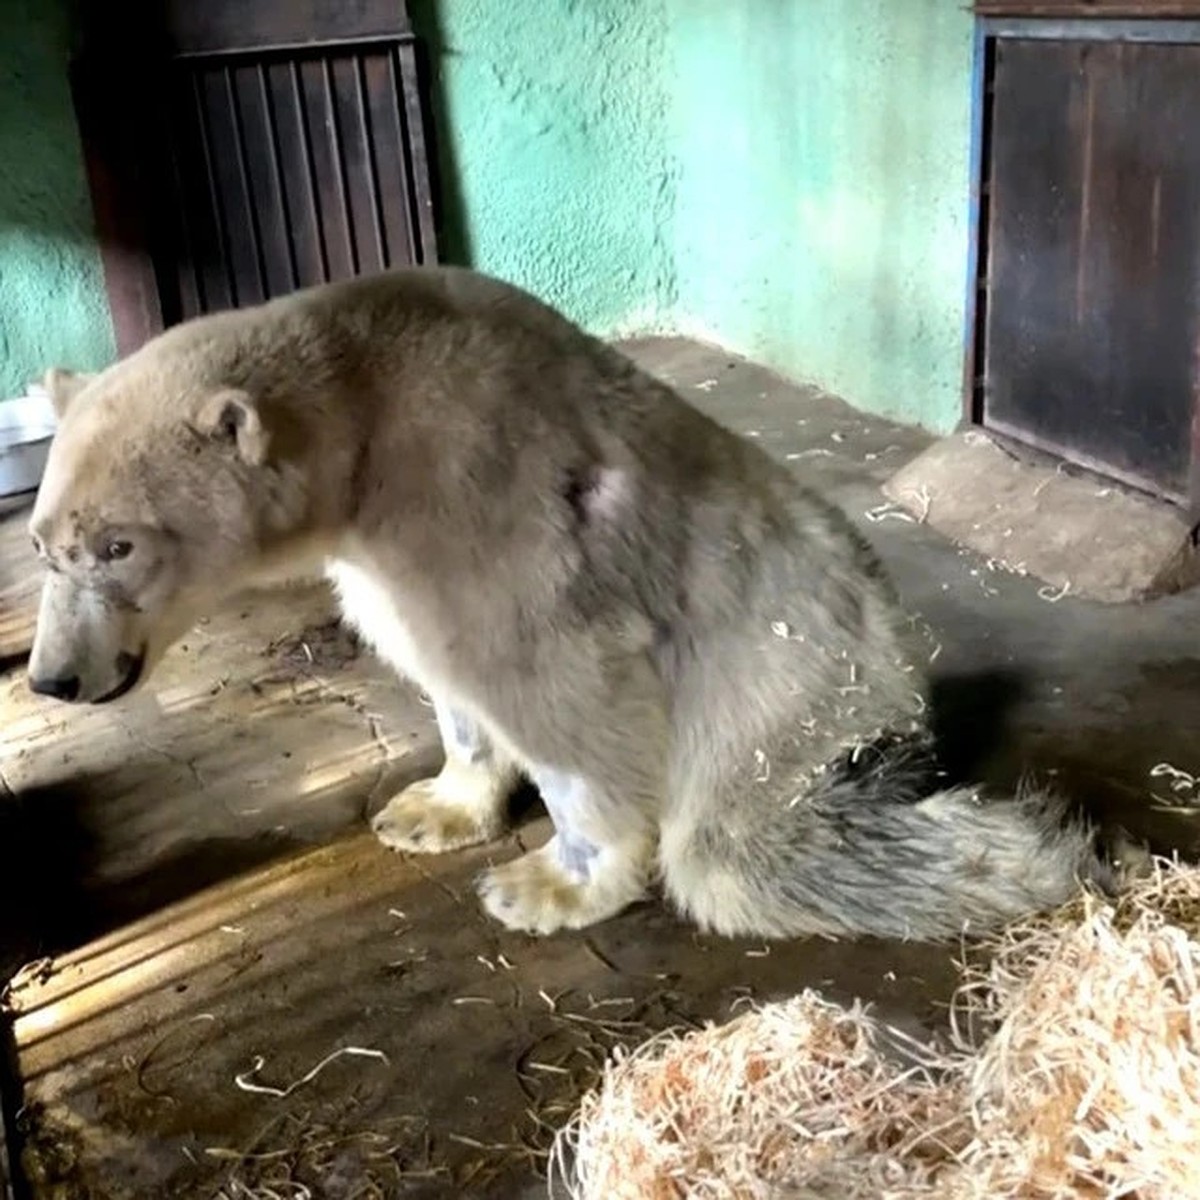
[71,0,438,353]
[162,46,435,324]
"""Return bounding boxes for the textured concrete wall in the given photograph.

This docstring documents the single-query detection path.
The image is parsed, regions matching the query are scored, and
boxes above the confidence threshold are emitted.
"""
[0,0,114,398]
[412,0,678,336]
[419,0,974,431]
[667,0,975,432]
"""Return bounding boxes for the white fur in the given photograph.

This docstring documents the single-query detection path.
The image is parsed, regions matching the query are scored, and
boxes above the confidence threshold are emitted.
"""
[326,552,426,683]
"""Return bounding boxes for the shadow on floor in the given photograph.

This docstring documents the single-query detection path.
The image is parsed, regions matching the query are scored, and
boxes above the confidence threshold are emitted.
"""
[0,773,306,981]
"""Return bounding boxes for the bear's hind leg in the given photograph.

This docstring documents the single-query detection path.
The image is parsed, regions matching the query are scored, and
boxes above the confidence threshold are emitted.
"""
[476,765,657,934]
[475,656,665,935]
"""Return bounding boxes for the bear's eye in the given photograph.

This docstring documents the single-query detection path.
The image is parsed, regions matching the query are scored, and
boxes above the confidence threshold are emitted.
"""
[102,539,133,562]
[30,535,44,558]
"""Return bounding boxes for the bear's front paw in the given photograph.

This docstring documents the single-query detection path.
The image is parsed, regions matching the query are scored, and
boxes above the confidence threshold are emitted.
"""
[372,761,508,854]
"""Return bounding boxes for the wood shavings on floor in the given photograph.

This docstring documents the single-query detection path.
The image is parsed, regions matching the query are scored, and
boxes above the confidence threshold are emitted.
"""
[553,859,1200,1199]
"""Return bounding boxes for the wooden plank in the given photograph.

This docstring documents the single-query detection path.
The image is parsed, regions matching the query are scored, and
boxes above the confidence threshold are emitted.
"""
[976,2,1200,14]
[297,57,357,282]
[74,0,413,60]
[264,59,329,288]
[195,65,266,307]
[160,0,414,56]
[231,62,300,298]
[362,48,415,268]
[329,53,386,275]
[396,40,440,265]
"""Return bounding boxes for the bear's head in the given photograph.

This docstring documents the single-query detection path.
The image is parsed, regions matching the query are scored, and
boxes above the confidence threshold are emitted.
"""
[27,356,309,704]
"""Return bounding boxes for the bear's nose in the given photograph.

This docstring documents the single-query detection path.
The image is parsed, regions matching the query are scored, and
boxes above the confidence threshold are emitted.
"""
[29,673,81,702]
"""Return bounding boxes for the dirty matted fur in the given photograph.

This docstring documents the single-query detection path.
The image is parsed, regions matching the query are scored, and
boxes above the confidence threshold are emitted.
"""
[27,267,1104,940]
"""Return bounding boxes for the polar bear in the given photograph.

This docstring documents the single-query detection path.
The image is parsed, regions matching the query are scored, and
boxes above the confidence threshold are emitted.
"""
[26,267,1106,939]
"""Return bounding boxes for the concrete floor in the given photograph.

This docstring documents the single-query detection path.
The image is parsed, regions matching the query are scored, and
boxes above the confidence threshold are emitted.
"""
[1,337,1198,1198]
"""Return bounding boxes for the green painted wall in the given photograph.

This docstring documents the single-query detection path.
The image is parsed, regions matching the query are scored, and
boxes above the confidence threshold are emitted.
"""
[666,0,975,433]
[419,0,975,432]
[0,0,115,399]
[411,0,678,336]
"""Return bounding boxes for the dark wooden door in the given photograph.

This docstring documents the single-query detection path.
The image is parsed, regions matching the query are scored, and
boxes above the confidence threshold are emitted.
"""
[72,0,438,356]
[974,27,1200,503]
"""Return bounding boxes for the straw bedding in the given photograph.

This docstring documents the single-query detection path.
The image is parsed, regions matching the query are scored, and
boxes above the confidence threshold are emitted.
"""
[552,859,1200,1199]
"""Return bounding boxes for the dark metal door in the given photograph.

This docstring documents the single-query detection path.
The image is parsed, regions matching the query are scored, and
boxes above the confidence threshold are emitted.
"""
[974,28,1200,502]
[71,0,438,355]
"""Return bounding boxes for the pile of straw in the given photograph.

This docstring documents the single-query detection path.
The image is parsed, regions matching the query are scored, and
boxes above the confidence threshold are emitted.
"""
[552,859,1200,1199]
[551,990,962,1199]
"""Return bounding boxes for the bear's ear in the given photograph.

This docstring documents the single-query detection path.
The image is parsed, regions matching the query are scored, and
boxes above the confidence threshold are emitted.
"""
[195,389,269,467]
[41,368,96,419]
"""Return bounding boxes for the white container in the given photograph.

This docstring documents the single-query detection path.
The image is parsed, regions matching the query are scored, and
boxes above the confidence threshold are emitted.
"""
[0,386,57,498]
